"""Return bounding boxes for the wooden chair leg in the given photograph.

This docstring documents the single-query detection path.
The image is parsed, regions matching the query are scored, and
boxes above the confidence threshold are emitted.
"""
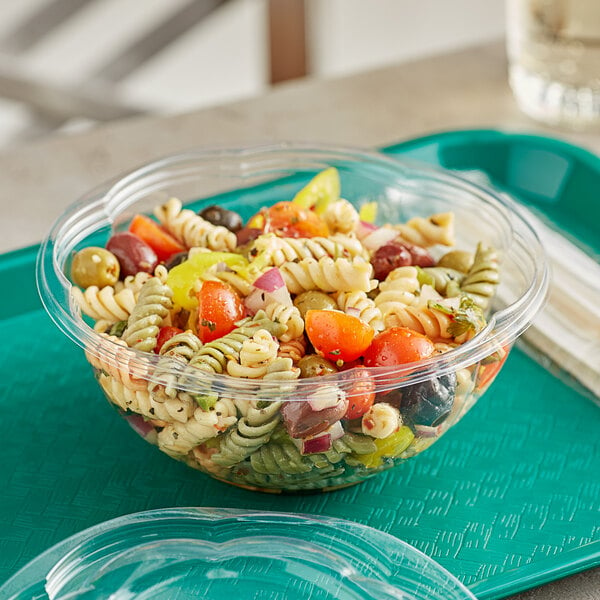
[268,0,307,84]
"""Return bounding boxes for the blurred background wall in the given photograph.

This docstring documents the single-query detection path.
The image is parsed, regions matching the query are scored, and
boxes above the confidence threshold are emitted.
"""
[0,0,505,148]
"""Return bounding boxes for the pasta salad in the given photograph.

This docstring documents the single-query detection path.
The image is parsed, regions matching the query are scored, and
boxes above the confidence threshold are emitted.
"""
[71,167,504,491]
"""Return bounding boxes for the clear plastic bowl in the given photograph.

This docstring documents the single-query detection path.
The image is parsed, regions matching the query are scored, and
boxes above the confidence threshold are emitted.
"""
[0,508,477,600]
[37,143,549,493]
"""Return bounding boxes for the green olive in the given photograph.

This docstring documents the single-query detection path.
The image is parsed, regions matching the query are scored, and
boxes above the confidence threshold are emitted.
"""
[293,291,337,318]
[437,250,474,274]
[71,247,120,288]
[298,354,338,379]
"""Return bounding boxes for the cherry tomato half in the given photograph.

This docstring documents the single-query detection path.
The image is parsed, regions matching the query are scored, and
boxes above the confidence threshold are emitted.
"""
[363,327,434,368]
[250,201,329,238]
[196,280,245,343]
[344,367,376,419]
[476,344,511,392]
[129,214,185,262]
[305,310,374,363]
[155,326,184,354]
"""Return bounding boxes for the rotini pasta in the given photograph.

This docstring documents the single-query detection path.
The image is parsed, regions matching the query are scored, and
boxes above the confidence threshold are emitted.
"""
[183,316,285,376]
[460,243,500,309]
[383,304,454,340]
[263,301,304,342]
[277,336,307,363]
[211,400,282,467]
[280,256,376,294]
[251,232,368,267]
[420,266,464,297]
[85,333,148,391]
[121,277,173,352]
[154,197,236,251]
[72,285,136,326]
[393,212,455,247]
[158,401,238,455]
[334,290,384,331]
[374,266,420,321]
[322,199,360,234]
[226,329,279,378]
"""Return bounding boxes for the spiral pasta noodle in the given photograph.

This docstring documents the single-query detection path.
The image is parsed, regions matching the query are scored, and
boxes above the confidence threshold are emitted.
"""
[149,331,203,403]
[72,286,136,326]
[183,317,285,376]
[226,329,279,378]
[280,256,376,294]
[252,232,368,267]
[383,304,454,340]
[421,267,464,297]
[374,266,420,321]
[322,199,360,234]
[154,197,236,252]
[211,400,283,467]
[192,263,254,297]
[121,277,173,352]
[85,333,148,391]
[460,243,500,309]
[334,291,384,331]
[263,302,304,342]
[99,373,194,423]
[393,212,455,247]
[158,400,238,455]
[277,336,307,363]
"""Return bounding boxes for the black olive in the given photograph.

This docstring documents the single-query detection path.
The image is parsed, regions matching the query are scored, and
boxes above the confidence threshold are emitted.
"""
[398,372,457,427]
[164,251,188,270]
[198,205,243,232]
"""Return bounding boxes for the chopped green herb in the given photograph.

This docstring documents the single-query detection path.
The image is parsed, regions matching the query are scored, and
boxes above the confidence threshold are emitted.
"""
[201,319,217,332]
[429,295,486,338]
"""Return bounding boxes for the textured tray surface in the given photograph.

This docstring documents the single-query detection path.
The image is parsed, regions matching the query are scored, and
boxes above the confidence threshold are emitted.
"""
[1,131,599,599]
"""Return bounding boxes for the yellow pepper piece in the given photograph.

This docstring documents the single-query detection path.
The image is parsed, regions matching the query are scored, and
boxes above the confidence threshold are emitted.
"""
[292,167,340,214]
[356,426,415,468]
[359,202,378,223]
[167,252,248,310]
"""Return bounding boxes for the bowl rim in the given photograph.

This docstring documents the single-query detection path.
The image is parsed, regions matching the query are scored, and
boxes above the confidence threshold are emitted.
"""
[36,141,550,399]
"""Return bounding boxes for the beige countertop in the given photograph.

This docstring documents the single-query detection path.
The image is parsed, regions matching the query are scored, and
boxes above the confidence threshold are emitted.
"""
[1,41,598,599]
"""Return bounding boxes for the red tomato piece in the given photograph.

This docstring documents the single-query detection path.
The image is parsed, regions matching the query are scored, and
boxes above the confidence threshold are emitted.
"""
[155,326,184,354]
[363,327,434,368]
[344,367,376,419]
[305,310,374,363]
[476,344,511,392]
[259,201,329,238]
[196,281,245,343]
[129,214,185,262]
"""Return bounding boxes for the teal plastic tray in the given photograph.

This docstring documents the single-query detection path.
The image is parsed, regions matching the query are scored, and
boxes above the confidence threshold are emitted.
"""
[1,130,599,599]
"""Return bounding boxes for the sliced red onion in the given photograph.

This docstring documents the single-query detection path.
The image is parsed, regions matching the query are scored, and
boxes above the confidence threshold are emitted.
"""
[302,432,332,454]
[414,424,441,438]
[244,287,268,316]
[244,285,292,315]
[362,227,399,251]
[124,414,155,438]
[253,267,285,292]
[356,220,378,240]
[215,261,229,272]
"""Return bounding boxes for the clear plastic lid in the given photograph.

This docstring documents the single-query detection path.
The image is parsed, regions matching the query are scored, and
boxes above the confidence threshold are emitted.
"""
[1,508,477,600]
